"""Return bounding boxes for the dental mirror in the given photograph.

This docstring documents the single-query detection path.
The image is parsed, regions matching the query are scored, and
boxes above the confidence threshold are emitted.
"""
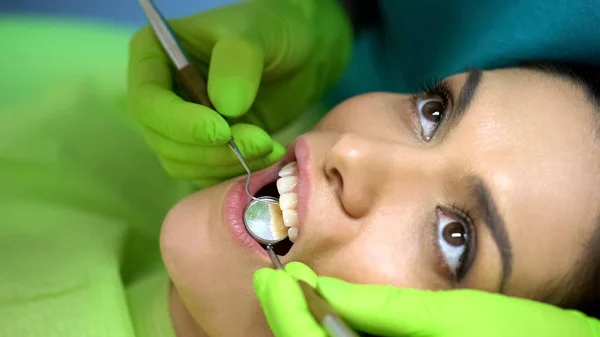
[136,0,288,251]
[244,196,288,245]
[227,141,289,245]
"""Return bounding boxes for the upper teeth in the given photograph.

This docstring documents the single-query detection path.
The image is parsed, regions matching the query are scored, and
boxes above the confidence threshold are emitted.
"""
[277,162,299,242]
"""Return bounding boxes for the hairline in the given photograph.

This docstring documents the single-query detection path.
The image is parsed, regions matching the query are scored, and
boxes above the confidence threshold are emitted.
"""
[517,61,600,317]
[517,61,600,140]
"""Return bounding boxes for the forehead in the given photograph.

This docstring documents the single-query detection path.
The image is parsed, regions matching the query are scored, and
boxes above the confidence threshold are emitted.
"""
[452,68,598,174]
[449,68,600,295]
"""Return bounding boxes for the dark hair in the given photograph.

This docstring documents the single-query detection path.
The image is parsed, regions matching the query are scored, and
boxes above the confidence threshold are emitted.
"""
[564,225,600,319]
[519,60,600,319]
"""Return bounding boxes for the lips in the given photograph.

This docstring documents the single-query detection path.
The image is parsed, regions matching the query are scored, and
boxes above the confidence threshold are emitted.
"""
[223,163,282,258]
[223,136,312,259]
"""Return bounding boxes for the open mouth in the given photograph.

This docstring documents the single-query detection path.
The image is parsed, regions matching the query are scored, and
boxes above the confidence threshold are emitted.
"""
[227,138,305,258]
[254,179,294,256]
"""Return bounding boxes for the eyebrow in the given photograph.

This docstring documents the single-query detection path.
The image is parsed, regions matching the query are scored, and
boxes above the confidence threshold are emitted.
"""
[453,69,483,120]
[468,176,513,292]
[441,69,483,135]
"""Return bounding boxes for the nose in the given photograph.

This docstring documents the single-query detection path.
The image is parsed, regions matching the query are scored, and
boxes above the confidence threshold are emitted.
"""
[324,133,441,218]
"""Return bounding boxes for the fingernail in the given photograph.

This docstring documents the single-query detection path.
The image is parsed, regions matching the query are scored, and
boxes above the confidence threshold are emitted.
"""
[284,262,318,287]
[245,134,273,157]
[267,143,286,162]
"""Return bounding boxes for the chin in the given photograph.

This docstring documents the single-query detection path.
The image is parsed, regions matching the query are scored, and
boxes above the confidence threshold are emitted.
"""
[158,138,307,336]
[159,175,282,336]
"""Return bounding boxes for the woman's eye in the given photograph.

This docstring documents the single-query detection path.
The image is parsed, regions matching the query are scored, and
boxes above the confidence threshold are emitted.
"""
[436,208,471,279]
[417,97,445,141]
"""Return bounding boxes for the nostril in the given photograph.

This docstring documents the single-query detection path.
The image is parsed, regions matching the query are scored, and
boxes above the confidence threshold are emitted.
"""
[326,167,344,196]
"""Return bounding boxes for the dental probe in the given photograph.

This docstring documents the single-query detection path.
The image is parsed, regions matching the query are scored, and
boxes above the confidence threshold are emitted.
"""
[137,0,289,242]
[138,2,358,335]
[266,246,360,337]
[137,0,250,182]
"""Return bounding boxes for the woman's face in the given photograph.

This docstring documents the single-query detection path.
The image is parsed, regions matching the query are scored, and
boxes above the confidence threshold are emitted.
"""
[161,68,600,336]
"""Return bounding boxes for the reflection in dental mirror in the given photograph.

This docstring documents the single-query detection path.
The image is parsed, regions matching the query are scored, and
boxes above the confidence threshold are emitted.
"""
[243,196,287,245]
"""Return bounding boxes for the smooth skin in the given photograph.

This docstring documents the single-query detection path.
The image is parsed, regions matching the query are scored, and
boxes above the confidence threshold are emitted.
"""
[160,68,600,336]
[127,0,351,187]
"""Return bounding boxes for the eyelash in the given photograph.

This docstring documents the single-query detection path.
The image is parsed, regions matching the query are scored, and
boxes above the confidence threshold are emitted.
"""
[409,80,475,282]
[419,79,452,104]
[443,203,476,282]
[409,79,453,140]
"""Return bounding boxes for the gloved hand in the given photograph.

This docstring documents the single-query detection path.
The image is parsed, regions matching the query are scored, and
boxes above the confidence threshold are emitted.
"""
[254,262,600,337]
[128,0,352,187]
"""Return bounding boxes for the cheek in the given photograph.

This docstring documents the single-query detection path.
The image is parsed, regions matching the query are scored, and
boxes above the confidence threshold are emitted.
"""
[160,192,206,271]
[316,93,386,131]
[316,103,367,132]
[159,186,273,336]
[308,214,442,290]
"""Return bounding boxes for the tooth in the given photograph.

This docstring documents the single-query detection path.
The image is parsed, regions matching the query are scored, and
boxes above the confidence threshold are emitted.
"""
[288,227,298,242]
[279,193,297,210]
[278,162,298,177]
[282,210,298,227]
[276,176,298,194]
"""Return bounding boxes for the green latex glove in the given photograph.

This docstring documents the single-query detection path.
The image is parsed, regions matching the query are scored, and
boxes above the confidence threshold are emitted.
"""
[254,262,600,337]
[128,0,352,187]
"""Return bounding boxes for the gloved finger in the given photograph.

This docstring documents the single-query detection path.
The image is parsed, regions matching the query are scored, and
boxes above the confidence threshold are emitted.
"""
[317,277,438,336]
[230,123,282,160]
[320,281,600,337]
[284,262,318,288]
[128,26,231,145]
[132,86,231,145]
[142,124,274,165]
[418,290,594,337]
[158,142,284,180]
[128,26,170,91]
[208,35,264,118]
[254,269,327,337]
